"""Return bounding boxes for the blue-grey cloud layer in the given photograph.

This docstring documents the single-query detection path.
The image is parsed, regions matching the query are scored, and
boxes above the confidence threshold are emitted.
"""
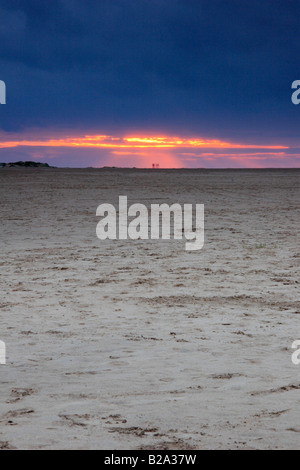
[0,0,299,142]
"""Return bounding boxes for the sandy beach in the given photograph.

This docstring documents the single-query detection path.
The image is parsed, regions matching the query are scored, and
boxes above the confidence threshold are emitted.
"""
[0,168,299,450]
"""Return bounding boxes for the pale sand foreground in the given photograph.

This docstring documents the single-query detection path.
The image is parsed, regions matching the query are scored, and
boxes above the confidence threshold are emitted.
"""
[0,168,299,450]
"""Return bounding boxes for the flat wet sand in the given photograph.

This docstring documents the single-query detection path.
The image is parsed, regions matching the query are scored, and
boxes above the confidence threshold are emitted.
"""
[0,168,299,449]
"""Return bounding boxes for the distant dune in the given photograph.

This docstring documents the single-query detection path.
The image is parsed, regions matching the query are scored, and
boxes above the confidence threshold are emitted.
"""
[0,161,55,168]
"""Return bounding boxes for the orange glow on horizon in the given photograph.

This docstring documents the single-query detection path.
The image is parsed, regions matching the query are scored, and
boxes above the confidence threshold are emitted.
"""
[0,133,289,150]
[0,132,295,168]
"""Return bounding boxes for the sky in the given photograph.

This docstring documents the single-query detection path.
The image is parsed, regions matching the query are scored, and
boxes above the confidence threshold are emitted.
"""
[0,0,300,168]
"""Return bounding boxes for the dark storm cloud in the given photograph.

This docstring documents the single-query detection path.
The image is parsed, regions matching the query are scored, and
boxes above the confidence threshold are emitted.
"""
[0,0,299,140]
